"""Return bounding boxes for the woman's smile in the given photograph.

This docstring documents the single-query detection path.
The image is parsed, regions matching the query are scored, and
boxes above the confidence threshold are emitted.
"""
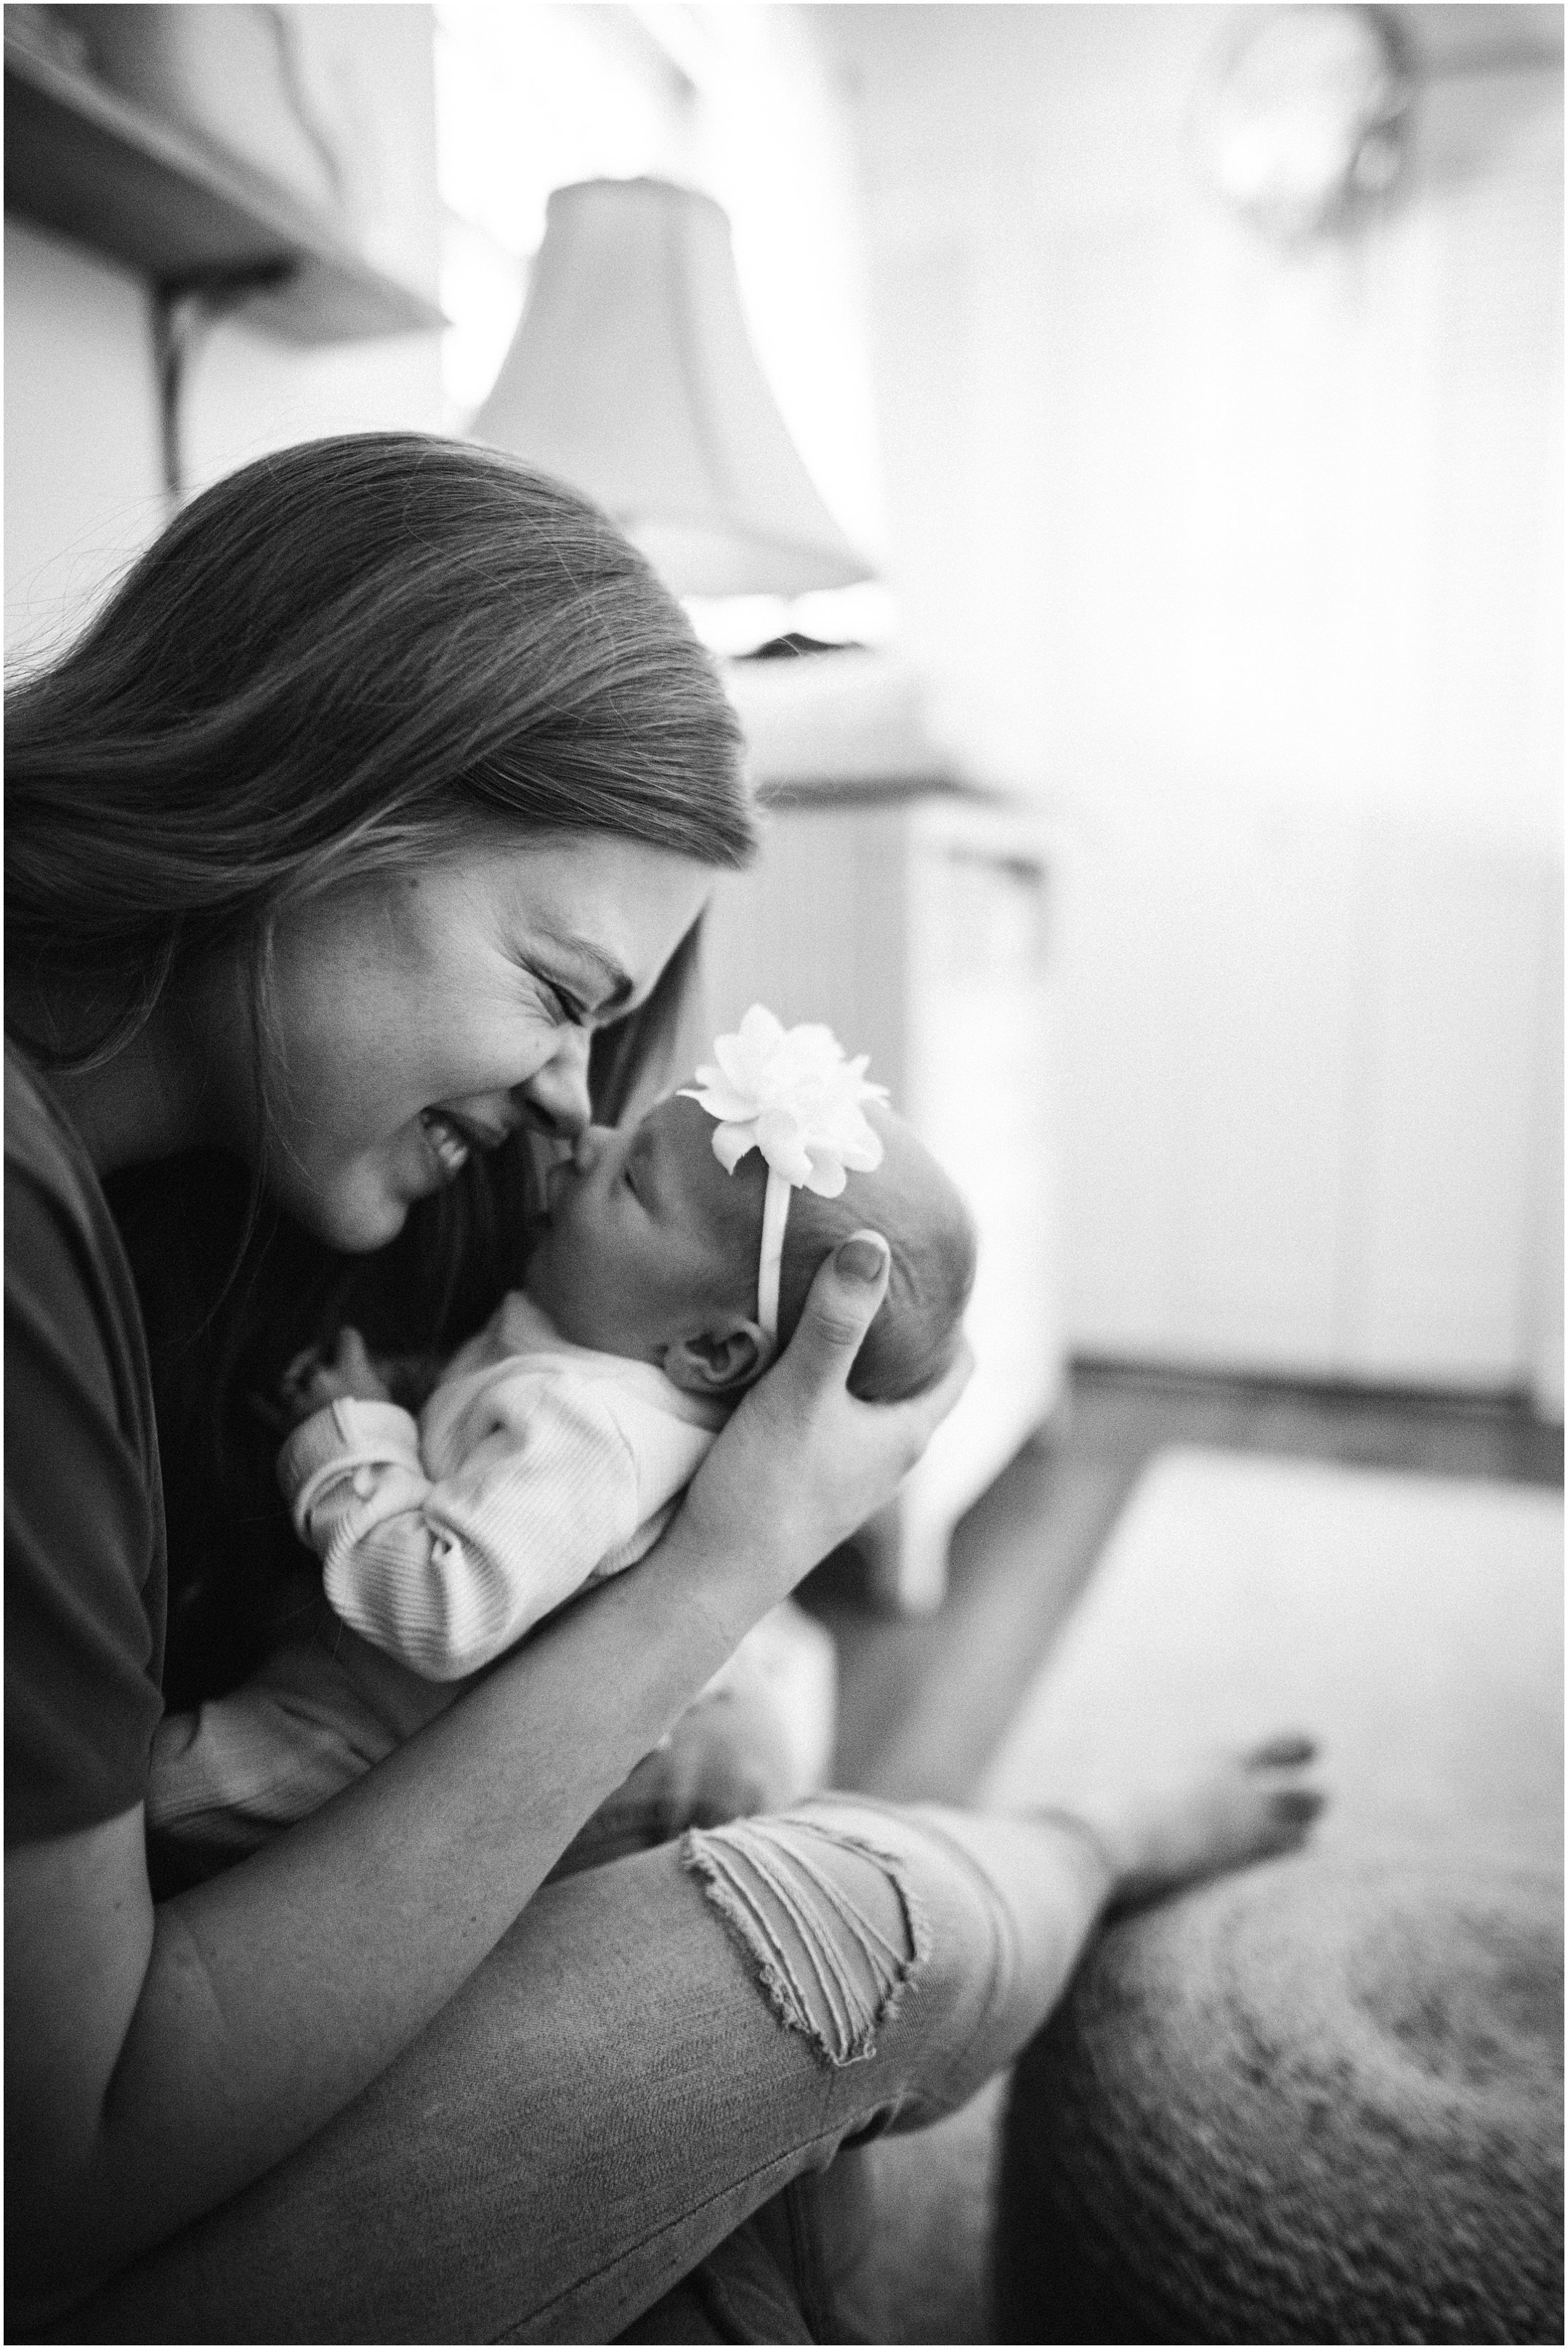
[419,1108,478,1183]
[418,1103,525,1186]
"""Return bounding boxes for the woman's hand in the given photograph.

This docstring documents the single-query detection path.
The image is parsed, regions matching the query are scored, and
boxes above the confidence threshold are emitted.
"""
[678,1232,973,1637]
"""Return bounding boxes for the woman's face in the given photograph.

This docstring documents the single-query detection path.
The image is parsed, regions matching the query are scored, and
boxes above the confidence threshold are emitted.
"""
[239,834,714,1251]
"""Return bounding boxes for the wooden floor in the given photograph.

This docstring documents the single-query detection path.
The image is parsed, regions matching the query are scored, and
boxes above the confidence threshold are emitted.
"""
[802,1360,1564,1805]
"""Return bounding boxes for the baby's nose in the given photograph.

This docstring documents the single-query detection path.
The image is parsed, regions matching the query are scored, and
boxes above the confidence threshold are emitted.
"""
[573,1124,615,1174]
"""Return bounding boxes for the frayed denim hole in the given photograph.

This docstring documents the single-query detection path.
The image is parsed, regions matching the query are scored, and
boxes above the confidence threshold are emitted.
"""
[683,1813,923,2070]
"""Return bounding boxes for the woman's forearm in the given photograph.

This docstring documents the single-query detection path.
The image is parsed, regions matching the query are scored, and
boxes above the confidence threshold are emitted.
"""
[14,1517,764,2310]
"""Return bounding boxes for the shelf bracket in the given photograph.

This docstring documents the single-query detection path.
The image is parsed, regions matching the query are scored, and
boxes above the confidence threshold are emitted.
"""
[150,265,292,511]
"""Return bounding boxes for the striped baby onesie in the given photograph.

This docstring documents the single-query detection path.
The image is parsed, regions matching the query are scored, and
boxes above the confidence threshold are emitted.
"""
[278,1292,727,1681]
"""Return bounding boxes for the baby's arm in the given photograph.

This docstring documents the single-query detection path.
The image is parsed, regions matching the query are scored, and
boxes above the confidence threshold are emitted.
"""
[278,1371,645,1680]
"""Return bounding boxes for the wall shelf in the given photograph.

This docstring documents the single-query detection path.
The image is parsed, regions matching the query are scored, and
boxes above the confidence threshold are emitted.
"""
[4,28,445,345]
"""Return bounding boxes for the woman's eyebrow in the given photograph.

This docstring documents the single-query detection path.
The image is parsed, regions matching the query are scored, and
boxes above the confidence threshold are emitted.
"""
[536,928,634,1012]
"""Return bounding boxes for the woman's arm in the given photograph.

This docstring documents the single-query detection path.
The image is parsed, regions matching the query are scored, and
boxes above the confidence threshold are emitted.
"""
[6,1233,969,2317]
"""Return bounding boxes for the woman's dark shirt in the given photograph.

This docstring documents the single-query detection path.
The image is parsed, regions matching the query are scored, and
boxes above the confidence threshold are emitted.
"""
[4,1047,166,1840]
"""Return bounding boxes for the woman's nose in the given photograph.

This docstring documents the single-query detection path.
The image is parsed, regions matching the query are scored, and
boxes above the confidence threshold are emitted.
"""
[518,1026,592,1141]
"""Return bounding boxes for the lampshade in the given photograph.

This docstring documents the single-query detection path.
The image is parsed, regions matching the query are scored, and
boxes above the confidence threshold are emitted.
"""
[471,176,872,600]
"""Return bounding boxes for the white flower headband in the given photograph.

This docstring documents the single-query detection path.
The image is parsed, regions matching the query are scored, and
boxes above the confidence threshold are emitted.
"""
[679,1004,889,1351]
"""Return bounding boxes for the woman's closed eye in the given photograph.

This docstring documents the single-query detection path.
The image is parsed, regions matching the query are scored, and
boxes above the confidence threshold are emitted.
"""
[547,979,589,1026]
[524,965,591,1029]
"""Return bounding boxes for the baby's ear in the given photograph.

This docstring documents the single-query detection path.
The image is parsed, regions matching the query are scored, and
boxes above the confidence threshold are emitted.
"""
[663,1316,769,1397]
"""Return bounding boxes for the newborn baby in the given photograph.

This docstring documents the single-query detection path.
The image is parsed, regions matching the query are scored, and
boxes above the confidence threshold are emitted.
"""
[147,1013,976,1877]
[287,1079,973,1679]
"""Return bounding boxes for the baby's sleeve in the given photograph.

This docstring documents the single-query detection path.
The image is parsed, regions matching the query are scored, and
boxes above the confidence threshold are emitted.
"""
[276,1381,642,1680]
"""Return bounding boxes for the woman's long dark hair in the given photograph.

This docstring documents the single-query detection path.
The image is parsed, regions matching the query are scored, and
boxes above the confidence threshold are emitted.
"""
[5,434,756,1703]
[7,432,753,1072]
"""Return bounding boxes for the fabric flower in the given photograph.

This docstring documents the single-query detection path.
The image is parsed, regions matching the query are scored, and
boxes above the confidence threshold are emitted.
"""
[679,1004,889,1198]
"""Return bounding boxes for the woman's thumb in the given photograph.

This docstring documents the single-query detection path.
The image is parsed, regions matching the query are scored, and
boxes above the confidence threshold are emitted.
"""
[783,1232,891,1388]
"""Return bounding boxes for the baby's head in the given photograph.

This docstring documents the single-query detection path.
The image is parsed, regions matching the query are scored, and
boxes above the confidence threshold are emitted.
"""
[526,1092,975,1404]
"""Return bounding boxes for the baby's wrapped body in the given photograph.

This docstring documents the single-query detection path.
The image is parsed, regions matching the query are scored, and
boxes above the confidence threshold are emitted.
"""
[147,1056,978,1882]
[144,1289,819,1878]
[286,1291,723,1680]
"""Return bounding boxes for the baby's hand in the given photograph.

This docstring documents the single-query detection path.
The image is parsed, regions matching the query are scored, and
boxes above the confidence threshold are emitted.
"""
[277,1327,394,1431]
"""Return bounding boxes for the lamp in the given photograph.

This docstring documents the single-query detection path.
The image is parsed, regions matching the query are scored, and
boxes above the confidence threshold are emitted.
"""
[470,176,872,599]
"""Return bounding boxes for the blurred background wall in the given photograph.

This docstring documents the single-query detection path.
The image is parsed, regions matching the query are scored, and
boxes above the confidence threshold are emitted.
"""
[5,1,1561,1421]
[823,3,1563,1406]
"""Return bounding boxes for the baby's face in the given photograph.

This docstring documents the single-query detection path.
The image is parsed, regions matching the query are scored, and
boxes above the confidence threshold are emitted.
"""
[525,1093,761,1363]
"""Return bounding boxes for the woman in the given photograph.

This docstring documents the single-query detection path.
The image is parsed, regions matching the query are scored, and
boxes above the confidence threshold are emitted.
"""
[6,435,1320,2342]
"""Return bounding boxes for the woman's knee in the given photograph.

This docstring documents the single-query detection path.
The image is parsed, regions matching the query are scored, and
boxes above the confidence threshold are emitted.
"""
[680,1795,1013,2087]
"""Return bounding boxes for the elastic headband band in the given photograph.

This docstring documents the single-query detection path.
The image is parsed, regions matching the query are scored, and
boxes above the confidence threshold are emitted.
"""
[756,1168,793,1343]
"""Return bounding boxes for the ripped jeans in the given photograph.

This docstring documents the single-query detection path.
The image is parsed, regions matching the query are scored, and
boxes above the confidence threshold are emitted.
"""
[55,1789,1110,2344]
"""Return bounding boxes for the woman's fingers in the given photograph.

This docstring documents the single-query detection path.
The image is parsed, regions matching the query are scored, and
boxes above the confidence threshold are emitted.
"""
[775,1231,892,1396]
[910,1334,971,1419]
[902,1332,975,1444]
[684,1235,974,1608]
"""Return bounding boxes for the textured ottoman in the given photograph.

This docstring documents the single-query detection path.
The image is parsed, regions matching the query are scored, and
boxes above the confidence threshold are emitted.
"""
[982,1449,1564,2346]
[996,1852,1562,2342]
